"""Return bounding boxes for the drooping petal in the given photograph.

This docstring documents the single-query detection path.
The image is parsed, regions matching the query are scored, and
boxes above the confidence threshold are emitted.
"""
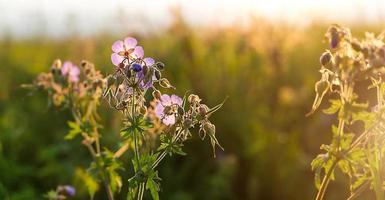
[112,40,124,53]
[160,94,172,106]
[124,37,137,49]
[155,103,165,119]
[171,95,183,106]
[111,53,124,66]
[143,57,155,66]
[132,46,144,59]
[163,115,176,126]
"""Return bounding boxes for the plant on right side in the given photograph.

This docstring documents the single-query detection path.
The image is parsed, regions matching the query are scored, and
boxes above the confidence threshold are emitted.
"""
[308,25,385,200]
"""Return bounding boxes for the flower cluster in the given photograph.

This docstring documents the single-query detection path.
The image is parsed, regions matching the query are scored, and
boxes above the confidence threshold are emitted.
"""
[28,36,224,200]
[28,59,104,107]
[309,25,385,200]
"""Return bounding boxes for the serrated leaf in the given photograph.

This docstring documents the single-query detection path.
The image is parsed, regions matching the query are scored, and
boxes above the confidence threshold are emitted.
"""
[146,179,160,200]
[75,168,99,199]
[64,121,81,140]
[323,99,342,115]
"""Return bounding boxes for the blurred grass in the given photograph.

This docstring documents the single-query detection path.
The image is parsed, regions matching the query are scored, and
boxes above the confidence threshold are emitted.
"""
[1,15,384,199]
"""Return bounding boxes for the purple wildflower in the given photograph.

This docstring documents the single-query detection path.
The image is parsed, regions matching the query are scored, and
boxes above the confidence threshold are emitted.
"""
[111,37,144,66]
[155,94,183,125]
[61,61,80,83]
[63,185,76,197]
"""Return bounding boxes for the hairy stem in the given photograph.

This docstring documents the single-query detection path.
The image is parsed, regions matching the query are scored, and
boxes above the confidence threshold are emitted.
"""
[151,129,184,170]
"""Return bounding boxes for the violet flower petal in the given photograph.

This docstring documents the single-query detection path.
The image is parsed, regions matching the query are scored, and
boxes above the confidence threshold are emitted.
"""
[112,40,124,53]
[124,37,137,49]
[111,53,124,66]
[132,46,144,59]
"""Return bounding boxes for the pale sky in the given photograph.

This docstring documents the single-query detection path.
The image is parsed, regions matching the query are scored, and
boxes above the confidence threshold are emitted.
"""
[0,0,385,39]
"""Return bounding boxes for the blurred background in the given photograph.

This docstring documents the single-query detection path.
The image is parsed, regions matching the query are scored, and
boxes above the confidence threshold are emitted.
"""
[1,0,385,199]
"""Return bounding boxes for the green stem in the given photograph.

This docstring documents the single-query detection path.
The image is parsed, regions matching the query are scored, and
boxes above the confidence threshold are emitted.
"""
[316,83,351,200]
[151,129,184,170]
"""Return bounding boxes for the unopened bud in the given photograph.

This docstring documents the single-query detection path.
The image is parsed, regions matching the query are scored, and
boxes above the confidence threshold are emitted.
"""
[159,78,174,89]
[199,104,209,116]
[53,59,62,69]
[124,66,131,78]
[351,40,362,52]
[183,118,193,128]
[188,94,201,104]
[330,32,339,49]
[51,59,62,74]
[155,70,161,80]
[139,105,147,115]
[320,51,332,67]
[152,90,161,100]
[155,62,165,70]
[142,65,148,75]
[81,60,88,68]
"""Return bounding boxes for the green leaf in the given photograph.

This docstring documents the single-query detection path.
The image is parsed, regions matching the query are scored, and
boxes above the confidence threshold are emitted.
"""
[43,190,58,200]
[64,121,81,140]
[206,96,228,116]
[323,99,342,115]
[75,168,99,199]
[146,179,160,200]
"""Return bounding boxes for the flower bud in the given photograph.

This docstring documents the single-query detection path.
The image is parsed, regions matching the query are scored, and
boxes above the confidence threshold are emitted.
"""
[155,70,161,80]
[188,94,201,104]
[51,59,62,74]
[330,32,339,49]
[199,104,209,116]
[131,63,142,72]
[159,78,175,89]
[155,62,165,70]
[152,90,161,100]
[178,106,184,115]
[142,65,148,75]
[139,105,147,115]
[351,40,362,52]
[320,51,333,67]
[53,59,62,69]
[183,118,193,128]
[124,66,131,78]
[81,60,88,68]
[63,185,76,197]
[119,62,125,69]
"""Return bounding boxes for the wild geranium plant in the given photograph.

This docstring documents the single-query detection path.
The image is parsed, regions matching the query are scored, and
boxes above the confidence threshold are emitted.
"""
[26,37,225,200]
[308,25,385,200]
